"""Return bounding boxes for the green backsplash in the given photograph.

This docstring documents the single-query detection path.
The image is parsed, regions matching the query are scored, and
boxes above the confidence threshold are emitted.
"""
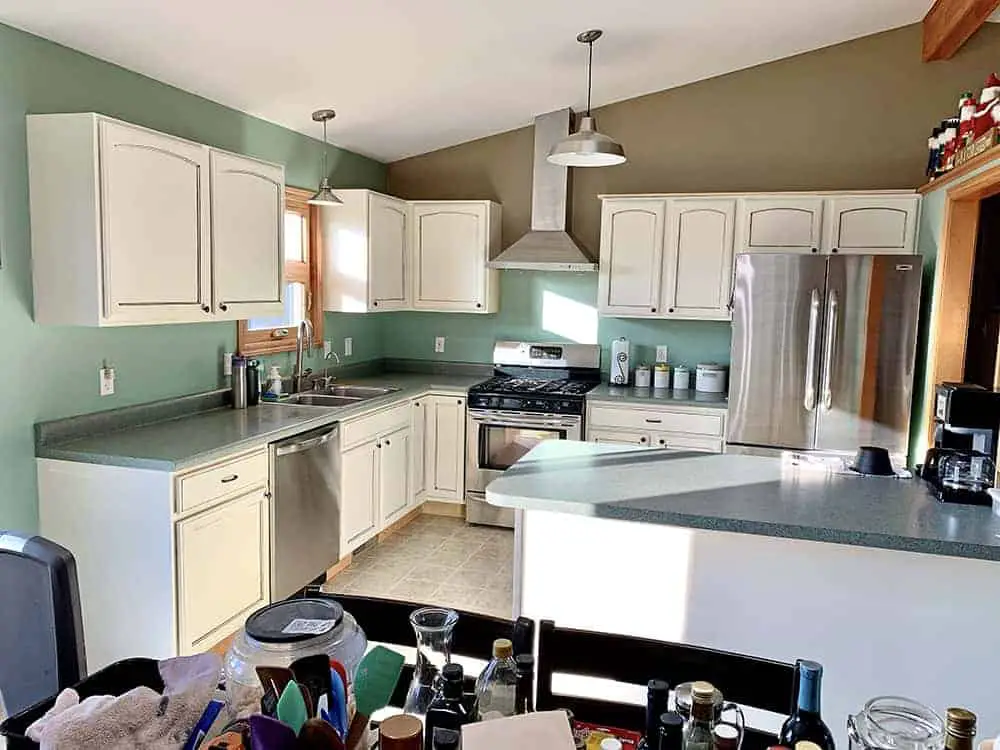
[0,22,386,532]
[382,271,733,370]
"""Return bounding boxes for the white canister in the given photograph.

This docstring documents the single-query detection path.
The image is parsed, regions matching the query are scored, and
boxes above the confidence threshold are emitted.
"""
[695,363,728,393]
[653,363,671,389]
[635,364,651,388]
[673,365,690,391]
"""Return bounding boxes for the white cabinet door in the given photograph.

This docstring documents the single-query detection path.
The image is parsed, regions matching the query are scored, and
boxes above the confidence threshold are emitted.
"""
[176,488,269,652]
[823,195,920,255]
[341,440,379,550]
[652,432,724,452]
[210,150,284,319]
[427,395,466,500]
[99,119,211,323]
[412,203,488,311]
[737,197,824,254]
[598,199,666,317]
[379,426,411,526]
[369,193,409,310]
[588,428,650,446]
[411,398,427,501]
[662,199,735,320]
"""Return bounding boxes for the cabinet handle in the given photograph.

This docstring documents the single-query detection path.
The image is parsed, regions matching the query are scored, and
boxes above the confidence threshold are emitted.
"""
[264,490,272,499]
[373,300,379,307]
[831,247,839,254]
[201,304,211,313]
[640,437,648,443]
[476,303,482,309]
[376,442,382,449]
[658,438,667,446]
[811,247,819,253]
[668,307,675,313]
[644,418,663,424]
[651,307,657,313]
[220,474,239,483]
[219,302,228,312]
[457,399,463,405]
[385,439,391,446]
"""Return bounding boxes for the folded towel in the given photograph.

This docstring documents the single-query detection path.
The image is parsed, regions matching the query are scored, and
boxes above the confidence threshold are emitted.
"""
[26,653,222,750]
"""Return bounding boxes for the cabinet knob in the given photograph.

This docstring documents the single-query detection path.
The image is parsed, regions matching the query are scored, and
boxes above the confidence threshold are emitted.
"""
[201,304,211,313]
[376,442,382,449]
[831,247,839,254]
[811,247,819,253]
[476,303,482,308]
[219,303,228,312]
[640,437,648,443]
[457,399,463,405]
[668,307,674,313]
[385,438,391,446]
[651,307,657,313]
[373,300,379,307]
[264,491,272,499]
[658,439,666,446]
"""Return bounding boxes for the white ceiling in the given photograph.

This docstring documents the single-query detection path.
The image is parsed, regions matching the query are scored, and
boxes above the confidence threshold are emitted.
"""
[0,0,932,162]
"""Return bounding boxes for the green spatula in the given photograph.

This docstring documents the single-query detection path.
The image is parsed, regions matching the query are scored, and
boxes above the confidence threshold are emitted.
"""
[345,646,406,750]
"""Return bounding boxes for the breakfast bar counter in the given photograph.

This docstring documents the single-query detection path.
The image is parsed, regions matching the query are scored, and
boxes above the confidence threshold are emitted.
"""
[487,441,1000,744]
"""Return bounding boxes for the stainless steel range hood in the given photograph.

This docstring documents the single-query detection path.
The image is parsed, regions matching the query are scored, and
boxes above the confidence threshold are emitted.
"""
[489,109,597,272]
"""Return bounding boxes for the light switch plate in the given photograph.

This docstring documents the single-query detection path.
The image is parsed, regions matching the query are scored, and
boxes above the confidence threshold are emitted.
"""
[344,337,353,357]
[100,367,115,396]
[434,336,445,353]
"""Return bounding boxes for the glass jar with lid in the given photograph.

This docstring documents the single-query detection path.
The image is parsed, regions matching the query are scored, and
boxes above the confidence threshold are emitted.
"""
[847,696,945,750]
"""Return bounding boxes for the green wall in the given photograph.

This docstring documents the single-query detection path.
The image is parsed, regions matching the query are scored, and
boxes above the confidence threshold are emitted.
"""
[0,22,386,532]
[382,271,733,368]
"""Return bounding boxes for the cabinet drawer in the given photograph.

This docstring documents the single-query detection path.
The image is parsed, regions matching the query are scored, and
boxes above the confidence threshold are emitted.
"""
[651,433,724,453]
[588,405,724,437]
[342,402,410,448]
[177,451,268,513]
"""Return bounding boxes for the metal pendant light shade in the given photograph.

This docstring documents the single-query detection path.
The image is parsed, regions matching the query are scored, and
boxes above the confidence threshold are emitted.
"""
[547,30,626,168]
[308,109,343,206]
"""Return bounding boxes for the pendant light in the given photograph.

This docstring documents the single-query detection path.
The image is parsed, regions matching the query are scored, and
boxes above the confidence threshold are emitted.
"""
[547,30,626,168]
[308,109,343,206]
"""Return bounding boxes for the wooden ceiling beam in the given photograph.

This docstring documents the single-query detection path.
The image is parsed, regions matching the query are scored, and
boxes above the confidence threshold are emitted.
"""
[923,0,1000,61]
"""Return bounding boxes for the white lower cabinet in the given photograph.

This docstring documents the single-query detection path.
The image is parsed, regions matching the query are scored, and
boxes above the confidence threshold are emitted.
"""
[379,426,411,526]
[341,440,379,550]
[176,487,269,651]
[411,398,427,500]
[587,402,726,453]
[424,394,466,501]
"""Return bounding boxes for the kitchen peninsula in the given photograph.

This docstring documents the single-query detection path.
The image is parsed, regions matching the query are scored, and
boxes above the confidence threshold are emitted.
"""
[486,441,1000,744]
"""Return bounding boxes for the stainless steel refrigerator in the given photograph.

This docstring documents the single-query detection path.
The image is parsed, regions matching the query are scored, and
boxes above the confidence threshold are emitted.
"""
[726,253,922,457]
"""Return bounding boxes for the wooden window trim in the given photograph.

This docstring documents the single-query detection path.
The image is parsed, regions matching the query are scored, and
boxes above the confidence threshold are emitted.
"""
[237,186,324,356]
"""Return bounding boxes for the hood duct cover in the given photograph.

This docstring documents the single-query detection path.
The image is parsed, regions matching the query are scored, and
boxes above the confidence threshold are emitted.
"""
[489,109,597,272]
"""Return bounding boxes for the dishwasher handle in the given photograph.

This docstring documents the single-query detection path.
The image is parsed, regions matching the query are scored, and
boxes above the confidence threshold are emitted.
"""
[274,426,339,456]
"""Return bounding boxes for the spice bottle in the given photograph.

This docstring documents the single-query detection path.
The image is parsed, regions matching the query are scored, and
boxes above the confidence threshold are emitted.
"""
[682,681,716,750]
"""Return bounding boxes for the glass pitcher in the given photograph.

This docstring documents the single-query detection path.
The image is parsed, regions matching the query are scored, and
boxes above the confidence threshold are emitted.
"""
[848,696,945,750]
[403,607,459,717]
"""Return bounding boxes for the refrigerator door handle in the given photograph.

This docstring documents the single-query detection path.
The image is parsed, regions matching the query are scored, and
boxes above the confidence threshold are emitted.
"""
[821,289,839,411]
[803,288,821,412]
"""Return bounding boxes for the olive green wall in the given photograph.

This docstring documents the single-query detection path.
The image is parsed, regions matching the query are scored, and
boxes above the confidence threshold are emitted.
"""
[0,22,386,532]
[385,23,1000,368]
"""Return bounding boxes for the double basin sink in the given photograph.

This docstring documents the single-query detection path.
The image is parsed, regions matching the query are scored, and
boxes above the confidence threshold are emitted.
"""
[278,384,400,408]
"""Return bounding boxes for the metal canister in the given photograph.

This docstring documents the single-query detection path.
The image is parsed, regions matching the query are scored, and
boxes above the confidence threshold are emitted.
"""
[232,356,248,409]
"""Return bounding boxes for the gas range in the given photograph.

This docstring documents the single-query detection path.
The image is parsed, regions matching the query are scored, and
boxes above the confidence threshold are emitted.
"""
[467,342,602,416]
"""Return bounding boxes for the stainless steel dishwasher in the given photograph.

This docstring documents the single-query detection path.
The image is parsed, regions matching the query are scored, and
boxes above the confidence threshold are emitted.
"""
[270,423,340,600]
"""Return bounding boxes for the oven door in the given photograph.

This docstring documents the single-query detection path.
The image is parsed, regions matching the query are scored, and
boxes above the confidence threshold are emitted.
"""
[465,409,582,496]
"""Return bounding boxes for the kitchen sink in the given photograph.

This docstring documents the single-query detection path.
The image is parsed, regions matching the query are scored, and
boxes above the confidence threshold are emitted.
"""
[325,385,400,398]
[282,393,361,407]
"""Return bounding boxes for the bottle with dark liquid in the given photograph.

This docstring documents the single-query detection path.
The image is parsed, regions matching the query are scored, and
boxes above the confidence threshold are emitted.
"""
[514,654,535,714]
[638,680,670,750]
[944,707,976,750]
[424,663,469,748]
[779,660,835,750]
[659,711,685,750]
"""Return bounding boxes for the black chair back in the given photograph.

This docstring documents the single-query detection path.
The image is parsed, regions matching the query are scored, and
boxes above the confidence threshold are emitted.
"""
[0,532,86,716]
[320,593,534,707]
[536,620,795,750]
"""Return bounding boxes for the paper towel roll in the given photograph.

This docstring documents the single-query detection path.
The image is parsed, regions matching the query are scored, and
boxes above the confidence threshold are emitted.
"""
[610,338,630,385]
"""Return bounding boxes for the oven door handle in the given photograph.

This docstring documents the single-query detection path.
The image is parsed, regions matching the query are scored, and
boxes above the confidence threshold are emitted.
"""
[468,411,580,429]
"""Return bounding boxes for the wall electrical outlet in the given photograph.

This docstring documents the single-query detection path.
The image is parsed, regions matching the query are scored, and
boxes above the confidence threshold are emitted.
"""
[434,336,446,353]
[344,337,353,357]
[323,340,333,357]
[223,352,233,376]
[100,366,115,397]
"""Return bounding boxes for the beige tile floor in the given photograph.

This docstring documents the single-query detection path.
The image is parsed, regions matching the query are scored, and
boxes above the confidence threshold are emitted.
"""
[321,514,514,617]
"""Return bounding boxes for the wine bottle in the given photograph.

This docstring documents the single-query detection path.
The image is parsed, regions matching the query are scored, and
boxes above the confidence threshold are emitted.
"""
[779,660,835,750]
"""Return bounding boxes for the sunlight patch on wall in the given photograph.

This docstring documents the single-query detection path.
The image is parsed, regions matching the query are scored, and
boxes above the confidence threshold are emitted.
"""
[541,290,598,344]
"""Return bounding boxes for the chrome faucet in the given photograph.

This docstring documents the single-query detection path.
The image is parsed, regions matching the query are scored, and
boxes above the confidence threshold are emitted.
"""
[293,318,314,393]
[313,351,342,391]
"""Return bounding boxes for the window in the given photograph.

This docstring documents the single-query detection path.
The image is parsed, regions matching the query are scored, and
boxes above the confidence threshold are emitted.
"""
[237,186,323,355]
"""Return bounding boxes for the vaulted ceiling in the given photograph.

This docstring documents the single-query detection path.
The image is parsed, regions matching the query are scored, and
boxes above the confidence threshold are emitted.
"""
[0,0,933,161]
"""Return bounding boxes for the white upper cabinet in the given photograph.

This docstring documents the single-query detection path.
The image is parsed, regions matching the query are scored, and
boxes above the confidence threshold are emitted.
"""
[822,195,920,255]
[99,120,211,324]
[322,190,410,312]
[210,150,284,319]
[661,199,736,320]
[737,197,824,254]
[411,201,500,313]
[27,113,284,326]
[598,199,666,316]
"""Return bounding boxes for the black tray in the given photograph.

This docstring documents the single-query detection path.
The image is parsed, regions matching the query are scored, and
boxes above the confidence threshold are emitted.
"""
[0,658,163,749]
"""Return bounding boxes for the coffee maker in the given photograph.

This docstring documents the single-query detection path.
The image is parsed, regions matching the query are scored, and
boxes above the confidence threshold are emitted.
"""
[922,383,1000,503]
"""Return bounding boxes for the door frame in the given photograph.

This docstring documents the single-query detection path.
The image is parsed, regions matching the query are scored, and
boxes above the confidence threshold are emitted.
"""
[924,162,1000,443]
